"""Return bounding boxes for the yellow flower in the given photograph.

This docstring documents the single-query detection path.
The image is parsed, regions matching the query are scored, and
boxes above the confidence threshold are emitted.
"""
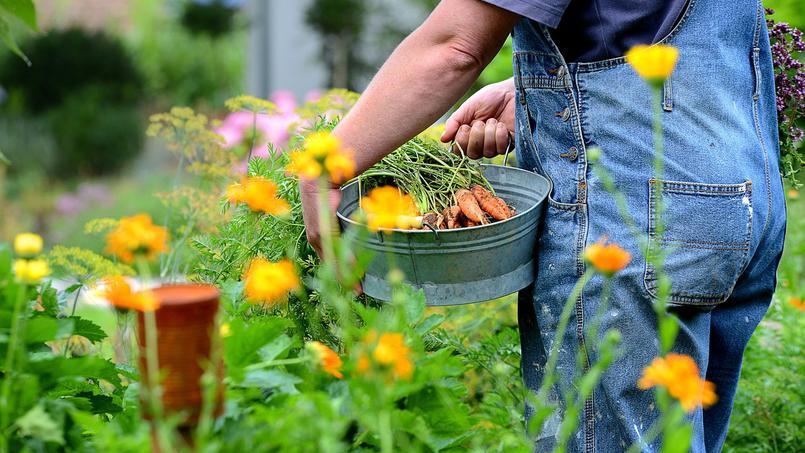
[638,353,717,412]
[324,150,356,184]
[362,332,414,381]
[99,276,159,312]
[304,131,341,158]
[219,322,232,337]
[359,186,421,232]
[625,44,679,84]
[285,131,356,184]
[227,177,290,215]
[13,259,50,284]
[286,150,323,180]
[243,258,300,305]
[788,296,805,312]
[584,239,631,276]
[14,233,43,258]
[105,214,169,263]
[306,341,344,379]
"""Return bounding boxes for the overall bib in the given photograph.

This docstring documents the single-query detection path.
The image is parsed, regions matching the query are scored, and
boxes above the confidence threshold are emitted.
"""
[512,0,786,451]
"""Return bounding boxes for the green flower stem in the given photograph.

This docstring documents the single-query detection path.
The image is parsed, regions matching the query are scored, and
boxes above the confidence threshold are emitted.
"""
[316,178,337,265]
[379,409,393,453]
[316,177,355,332]
[0,282,28,447]
[529,269,594,436]
[196,315,224,448]
[246,111,258,163]
[651,85,667,280]
[135,257,172,451]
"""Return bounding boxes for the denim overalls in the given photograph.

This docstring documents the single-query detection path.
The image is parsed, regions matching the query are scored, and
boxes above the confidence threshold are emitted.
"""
[512,0,786,451]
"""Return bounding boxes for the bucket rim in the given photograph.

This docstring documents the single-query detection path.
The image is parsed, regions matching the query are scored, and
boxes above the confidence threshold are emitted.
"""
[336,164,551,234]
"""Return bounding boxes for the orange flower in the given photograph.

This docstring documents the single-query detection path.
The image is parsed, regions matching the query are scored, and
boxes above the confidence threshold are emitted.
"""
[788,296,805,312]
[361,332,414,381]
[324,150,356,184]
[243,258,300,305]
[99,276,159,312]
[584,239,631,276]
[306,341,344,379]
[787,189,799,200]
[286,151,322,180]
[359,186,421,232]
[227,176,290,215]
[105,214,169,263]
[638,353,717,412]
[285,131,356,184]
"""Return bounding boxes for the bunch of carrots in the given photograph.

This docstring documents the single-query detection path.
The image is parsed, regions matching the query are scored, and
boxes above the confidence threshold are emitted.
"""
[423,184,515,229]
[359,137,516,230]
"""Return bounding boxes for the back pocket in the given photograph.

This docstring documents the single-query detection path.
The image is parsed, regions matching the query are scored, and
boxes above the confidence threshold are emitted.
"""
[644,179,753,306]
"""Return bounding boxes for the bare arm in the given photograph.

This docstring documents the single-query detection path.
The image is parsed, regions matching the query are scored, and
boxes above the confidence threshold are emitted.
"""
[302,0,519,256]
[333,0,519,173]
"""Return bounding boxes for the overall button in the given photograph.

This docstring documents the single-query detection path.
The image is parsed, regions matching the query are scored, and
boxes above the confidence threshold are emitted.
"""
[554,108,570,122]
[560,146,578,161]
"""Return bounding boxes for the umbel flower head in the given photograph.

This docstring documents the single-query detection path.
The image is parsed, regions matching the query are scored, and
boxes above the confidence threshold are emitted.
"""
[105,214,169,263]
[584,238,631,276]
[98,276,159,312]
[306,341,344,379]
[243,257,300,305]
[226,176,290,215]
[13,259,50,284]
[14,232,43,258]
[638,353,717,412]
[359,186,422,232]
[286,131,356,184]
[625,44,679,85]
[357,330,414,381]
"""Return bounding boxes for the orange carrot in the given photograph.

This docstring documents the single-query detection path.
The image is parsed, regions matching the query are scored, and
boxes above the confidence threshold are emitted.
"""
[460,216,480,228]
[422,212,443,229]
[443,206,461,229]
[455,189,489,224]
[471,185,511,221]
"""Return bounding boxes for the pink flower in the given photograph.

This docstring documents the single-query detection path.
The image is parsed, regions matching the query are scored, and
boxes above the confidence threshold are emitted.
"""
[271,90,297,114]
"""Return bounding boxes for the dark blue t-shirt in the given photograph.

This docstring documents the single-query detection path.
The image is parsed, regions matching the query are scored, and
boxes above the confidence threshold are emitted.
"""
[482,0,688,62]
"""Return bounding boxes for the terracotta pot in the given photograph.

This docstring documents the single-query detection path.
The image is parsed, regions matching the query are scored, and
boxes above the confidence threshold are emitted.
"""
[137,283,224,426]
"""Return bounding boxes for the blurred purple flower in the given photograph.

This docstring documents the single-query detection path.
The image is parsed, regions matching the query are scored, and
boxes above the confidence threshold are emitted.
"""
[55,183,111,216]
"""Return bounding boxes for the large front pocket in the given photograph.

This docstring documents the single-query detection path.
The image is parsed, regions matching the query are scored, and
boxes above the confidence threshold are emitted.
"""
[644,179,753,306]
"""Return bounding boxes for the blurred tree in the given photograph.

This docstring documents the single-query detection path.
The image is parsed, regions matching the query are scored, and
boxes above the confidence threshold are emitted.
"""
[181,0,240,38]
[305,0,368,90]
[0,28,142,113]
[0,28,144,177]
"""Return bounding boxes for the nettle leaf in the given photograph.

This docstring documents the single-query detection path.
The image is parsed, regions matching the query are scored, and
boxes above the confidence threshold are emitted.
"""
[257,333,294,362]
[15,404,65,445]
[69,316,107,343]
[225,316,290,380]
[239,369,301,394]
[25,316,73,343]
[0,0,37,29]
[28,356,122,389]
[38,282,59,316]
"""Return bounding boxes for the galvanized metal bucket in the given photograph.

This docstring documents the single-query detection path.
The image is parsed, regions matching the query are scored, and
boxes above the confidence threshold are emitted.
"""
[336,164,551,306]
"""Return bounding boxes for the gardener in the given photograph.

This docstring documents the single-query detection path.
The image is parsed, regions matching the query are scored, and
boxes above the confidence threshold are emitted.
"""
[300,0,786,451]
